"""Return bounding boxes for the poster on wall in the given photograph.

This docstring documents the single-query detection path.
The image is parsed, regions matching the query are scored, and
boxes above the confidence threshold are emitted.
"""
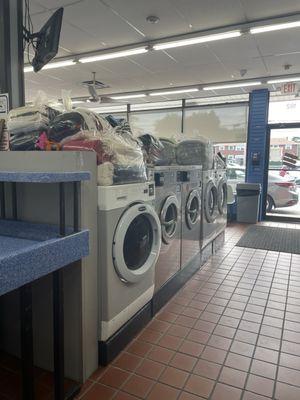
[0,94,9,119]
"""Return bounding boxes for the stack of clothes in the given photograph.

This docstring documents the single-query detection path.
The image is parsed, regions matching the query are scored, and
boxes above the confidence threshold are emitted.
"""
[0,120,9,151]
[176,139,214,170]
[47,109,147,186]
[7,105,59,150]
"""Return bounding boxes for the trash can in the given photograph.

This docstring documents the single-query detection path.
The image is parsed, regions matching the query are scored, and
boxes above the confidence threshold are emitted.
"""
[236,183,261,223]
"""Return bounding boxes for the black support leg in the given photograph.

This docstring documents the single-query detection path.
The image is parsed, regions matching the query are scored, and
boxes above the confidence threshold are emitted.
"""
[0,182,5,218]
[20,284,34,399]
[53,270,65,400]
[73,182,79,233]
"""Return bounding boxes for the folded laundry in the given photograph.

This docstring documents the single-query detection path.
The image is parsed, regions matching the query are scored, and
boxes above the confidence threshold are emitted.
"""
[0,120,9,151]
[97,162,114,186]
[10,130,46,151]
[176,139,214,169]
[138,134,164,166]
[113,164,147,185]
[157,138,177,165]
[48,112,88,143]
[63,139,112,165]
[7,104,58,151]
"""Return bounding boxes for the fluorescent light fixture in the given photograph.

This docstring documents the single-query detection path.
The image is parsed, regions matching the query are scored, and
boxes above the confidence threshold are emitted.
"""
[251,20,300,34]
[24,59,76,72]
[149,88,199,96]
[43,60,76,70]
[79,47,148,63]
[267,77,300,84]
[72,100,85,104]
[110,94,146,100]
[203,81,262,90]
[153,30,241,51]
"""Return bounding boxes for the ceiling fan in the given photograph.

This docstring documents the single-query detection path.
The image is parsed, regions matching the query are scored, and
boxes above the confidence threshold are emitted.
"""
[81,72,116,103]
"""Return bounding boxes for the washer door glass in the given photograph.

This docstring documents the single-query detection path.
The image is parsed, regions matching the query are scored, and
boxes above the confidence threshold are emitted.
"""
[205,181,218,223]
[113,203,161,283]
[160,195,179,244]
[186,189,201,230]
[218,179,228,214]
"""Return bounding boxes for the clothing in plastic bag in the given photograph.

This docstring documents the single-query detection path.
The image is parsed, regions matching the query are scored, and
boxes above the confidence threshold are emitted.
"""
[138,134,164,166]
[157,138,177,165]
[63,138,112,165]
[97,162,114,186]
[7,103,59,151]
[48,112,88,143]
[176,139,214,170]
[0,120,9,151]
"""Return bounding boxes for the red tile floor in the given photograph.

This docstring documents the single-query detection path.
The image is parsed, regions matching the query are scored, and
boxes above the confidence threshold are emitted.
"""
[2,221,300,400]
[77,222,300,400]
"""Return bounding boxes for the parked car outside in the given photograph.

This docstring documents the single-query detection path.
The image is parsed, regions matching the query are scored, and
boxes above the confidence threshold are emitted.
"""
[227,166,299,212]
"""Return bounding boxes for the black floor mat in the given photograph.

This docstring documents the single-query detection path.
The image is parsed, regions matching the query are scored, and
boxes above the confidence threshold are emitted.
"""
[236,225,300,254]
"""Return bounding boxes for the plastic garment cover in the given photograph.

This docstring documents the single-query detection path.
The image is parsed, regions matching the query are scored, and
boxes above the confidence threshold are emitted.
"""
[157,138,177,166]
[105,115,124,128]
[138,134,164,166]
[63,138,112,165]
[0,120,9,151]
[48,112,88,143]
[176,139,214,170]
[56,110,147,185]
[215,152,226,169]
[97,162,114,186]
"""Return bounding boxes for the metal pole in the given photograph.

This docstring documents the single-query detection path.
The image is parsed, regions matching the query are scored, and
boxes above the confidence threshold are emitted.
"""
[0,0,25,108]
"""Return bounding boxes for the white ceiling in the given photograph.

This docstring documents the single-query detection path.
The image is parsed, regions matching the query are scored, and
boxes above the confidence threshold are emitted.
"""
[25,0,300,102]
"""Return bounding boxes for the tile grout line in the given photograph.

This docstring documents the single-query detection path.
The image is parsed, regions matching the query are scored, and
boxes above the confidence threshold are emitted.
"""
[207,248,271,400]
[183,247,267,399]
[272,252,292,399]
[240,250,282,399]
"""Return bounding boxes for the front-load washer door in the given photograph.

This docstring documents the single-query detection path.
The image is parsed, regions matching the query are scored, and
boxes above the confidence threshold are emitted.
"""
[217,178,228,215]
[160,195,180,244]
[204,181,218,223]
[185,189,201,230]
[113,203,161,283]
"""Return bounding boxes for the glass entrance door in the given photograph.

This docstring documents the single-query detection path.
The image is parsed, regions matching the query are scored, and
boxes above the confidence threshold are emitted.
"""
[266,127,300,220]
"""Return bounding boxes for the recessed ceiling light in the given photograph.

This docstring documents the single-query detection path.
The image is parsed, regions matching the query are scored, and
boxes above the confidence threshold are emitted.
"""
[267,77,300,84]
[250,20,300,34]
[203,81,262,90]
[149,88,199,96]
[110,94,147,100]
[79,48,148,63]
[153,30,241,51]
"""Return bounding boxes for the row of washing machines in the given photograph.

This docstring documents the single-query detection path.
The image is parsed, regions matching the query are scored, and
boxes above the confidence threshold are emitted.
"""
[97,164,227,363]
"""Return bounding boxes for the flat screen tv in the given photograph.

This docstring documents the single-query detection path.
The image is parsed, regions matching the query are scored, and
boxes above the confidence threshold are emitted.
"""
[32,8,64,72]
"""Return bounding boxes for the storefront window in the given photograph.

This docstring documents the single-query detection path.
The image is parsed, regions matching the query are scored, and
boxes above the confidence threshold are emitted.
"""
[129,110,182,138]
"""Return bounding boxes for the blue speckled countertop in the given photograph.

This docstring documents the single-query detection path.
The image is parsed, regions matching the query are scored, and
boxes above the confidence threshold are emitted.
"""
[0,171,90,183]
[0,220,89,296]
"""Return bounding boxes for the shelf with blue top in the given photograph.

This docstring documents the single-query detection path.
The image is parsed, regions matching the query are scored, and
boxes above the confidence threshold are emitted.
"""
[0,170,90,400]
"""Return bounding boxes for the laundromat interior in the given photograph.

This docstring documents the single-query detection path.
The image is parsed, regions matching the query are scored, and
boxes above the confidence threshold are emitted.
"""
[2,1,300,399]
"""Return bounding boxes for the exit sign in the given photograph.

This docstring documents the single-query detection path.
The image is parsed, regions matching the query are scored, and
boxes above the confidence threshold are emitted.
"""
[281,82,298,94]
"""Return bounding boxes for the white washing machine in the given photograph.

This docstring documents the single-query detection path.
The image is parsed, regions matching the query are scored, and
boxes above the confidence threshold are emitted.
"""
[201,169,219,250]
[215,168,228,237]
[154,166,181,291]
[180,167,202,269]
[97,182,161,341]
